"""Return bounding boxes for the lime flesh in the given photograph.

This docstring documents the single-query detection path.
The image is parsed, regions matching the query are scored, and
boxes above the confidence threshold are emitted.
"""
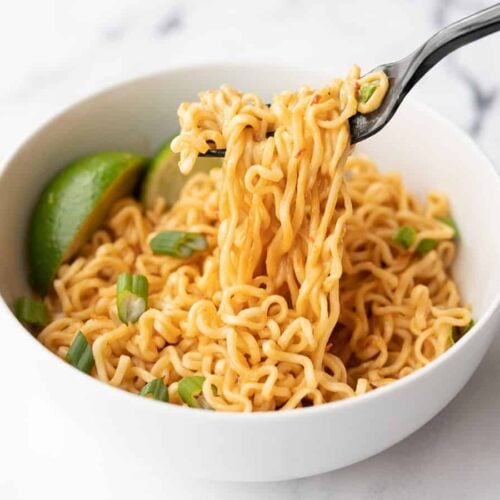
[28,152,147,294]
[141,138,221,210]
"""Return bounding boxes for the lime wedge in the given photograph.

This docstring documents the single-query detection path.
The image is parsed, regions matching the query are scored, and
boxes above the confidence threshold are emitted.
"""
[141,138,221,210]
[28,152,147,294]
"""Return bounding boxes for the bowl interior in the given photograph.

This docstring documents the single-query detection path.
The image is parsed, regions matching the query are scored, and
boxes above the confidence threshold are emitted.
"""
[356,103,500,318]
[1,63,499,337]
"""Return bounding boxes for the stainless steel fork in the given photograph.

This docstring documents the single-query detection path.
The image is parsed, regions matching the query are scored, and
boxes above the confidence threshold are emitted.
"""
[200,3,500,157]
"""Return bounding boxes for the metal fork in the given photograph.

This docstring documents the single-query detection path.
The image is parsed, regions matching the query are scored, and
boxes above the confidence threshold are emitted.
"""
[200,3,500,158]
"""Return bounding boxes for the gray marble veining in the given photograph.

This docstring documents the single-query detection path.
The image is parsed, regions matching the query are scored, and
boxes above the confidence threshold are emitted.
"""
[431,0,499,137]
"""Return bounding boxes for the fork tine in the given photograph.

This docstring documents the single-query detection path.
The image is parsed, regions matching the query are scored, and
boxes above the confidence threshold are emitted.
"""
[199,129,274,157]
[199,148,227,158]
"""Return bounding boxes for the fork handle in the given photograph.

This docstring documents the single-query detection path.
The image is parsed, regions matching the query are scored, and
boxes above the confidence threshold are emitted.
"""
[401,3,500,95]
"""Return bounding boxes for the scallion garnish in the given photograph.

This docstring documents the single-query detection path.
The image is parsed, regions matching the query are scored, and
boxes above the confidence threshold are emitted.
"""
[416,238,438,254]
[451,319,474,345]
[140,378,169,402]
[150,230,208,259]
[14,297,49,327]
[359,82,378,104]
[116,272,148,324]
[393,225,417,248]
[439,215,460,240]
[178,375,211,409]
[393,227,438,254]
[66,331,94,374]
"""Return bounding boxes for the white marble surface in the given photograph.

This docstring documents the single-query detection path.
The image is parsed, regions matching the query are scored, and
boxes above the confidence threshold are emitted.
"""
[1,1,500,499]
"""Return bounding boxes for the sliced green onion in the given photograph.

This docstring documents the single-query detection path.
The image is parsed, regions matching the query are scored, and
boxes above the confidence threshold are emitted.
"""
[14,297,49,327]
[416,239,438,254]
[452,319,475,345]
[359,82,378,104]
[393,225,417,248]
[178,375,211,409]
[439,215,460,240]
[140,378,169,402]
[117,272,148,324]
[150,230,208,259]
[66,331,94,374]
[462,318,475,335]
[394,227,438,254]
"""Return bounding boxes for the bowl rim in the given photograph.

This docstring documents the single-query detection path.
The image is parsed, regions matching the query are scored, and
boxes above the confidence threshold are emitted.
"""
[1,61,499,421]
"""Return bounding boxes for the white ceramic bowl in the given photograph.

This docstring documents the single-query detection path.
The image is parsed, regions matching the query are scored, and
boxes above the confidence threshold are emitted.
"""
[1,64,500,482]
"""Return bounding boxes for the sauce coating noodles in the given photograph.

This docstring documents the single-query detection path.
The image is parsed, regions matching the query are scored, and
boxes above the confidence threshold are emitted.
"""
[38,67,470,411]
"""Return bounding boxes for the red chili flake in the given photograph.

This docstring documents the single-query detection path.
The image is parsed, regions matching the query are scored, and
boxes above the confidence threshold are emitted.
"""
[312,94,321,104]
[90,312,107,320]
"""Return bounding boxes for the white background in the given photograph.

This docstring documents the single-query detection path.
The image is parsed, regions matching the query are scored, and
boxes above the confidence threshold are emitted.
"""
[1,1,500,499]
